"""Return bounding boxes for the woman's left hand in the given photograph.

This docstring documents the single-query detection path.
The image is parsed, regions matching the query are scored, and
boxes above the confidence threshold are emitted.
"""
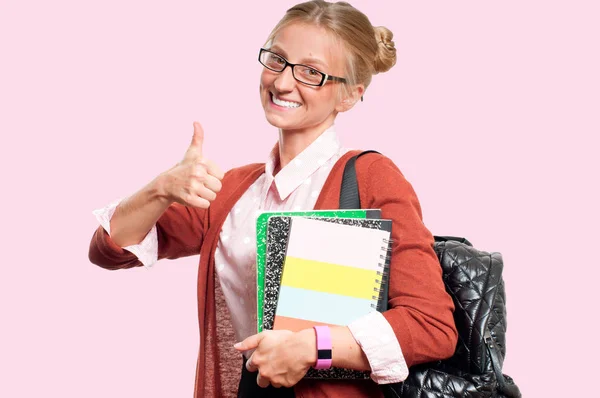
[234,329,317,388]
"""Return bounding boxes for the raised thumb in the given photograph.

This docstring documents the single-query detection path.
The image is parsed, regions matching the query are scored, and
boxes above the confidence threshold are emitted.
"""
[190,121,204,154]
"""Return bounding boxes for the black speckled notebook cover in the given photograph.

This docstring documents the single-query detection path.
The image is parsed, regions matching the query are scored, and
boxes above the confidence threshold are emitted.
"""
[263,215,393,380]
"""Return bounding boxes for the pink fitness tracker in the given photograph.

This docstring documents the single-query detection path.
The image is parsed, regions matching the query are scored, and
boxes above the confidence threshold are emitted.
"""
[313,325,332,369]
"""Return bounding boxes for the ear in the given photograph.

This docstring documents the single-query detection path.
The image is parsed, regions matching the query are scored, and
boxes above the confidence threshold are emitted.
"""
[335,84,365,113]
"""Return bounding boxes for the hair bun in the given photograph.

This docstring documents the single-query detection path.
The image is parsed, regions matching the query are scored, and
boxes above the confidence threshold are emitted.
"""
[373,26,397,74]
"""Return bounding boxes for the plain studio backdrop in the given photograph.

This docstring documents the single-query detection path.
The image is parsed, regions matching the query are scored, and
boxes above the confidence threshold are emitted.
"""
[1,1,598,397]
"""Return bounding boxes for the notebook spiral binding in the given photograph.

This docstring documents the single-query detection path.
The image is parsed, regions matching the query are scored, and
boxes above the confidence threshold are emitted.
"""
[370,237,394,310]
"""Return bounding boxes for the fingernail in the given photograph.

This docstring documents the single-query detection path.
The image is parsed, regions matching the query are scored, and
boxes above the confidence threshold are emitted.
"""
[234,342,242,349]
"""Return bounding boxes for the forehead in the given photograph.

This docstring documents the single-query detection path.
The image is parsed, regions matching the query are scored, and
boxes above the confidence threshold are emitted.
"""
[270,23,344,72]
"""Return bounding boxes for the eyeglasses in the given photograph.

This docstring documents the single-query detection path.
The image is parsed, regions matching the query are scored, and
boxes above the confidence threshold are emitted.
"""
[258,48,347,87]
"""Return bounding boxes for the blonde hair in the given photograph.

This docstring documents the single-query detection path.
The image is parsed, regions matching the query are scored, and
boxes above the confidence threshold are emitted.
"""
[265,0,397,99]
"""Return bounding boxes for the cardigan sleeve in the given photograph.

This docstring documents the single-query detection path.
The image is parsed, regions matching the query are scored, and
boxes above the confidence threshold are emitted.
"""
[88,201,207,271]
[362,156,458,367]
[91,198,158,268]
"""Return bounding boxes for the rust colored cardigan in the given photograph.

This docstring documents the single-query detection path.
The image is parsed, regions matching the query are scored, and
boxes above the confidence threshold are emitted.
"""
[89,150,458,398]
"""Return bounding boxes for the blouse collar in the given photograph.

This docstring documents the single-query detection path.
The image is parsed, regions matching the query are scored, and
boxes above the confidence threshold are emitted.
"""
[265,125,342,201]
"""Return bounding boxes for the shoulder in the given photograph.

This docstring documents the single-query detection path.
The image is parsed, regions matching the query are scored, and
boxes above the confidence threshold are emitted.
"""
[353,151,406,183]
[353,151,421,212]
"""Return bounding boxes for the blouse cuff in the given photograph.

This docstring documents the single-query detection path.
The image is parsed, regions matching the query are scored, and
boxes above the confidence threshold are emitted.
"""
[92,199,158,268]
[347,311,409,384]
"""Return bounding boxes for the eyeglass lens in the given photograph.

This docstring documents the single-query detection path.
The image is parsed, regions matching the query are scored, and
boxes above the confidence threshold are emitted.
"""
[260,50,324,86]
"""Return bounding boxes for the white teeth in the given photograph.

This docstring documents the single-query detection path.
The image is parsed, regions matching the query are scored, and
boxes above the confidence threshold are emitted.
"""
[272,94,301,108]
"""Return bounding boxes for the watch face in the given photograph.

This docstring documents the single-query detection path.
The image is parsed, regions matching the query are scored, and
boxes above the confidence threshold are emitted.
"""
[318,349,332,360]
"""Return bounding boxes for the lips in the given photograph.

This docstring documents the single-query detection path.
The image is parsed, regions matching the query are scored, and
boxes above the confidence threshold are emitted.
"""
[270,92,302,109]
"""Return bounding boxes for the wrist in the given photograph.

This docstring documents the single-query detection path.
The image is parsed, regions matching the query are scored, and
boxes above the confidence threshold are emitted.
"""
[152,171,174,204]
[297,328,318,367]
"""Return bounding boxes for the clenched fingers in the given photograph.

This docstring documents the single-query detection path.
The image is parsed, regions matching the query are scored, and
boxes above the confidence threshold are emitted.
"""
[257,372,270,388]
[246,355,258,373]
[195,183,217,202]
[200,158,225,180]
[184,194,211,209]
[189,162,222,193]
[201,173,222,194]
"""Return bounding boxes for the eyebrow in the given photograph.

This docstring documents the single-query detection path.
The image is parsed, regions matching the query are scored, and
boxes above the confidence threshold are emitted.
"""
[269,46,328,69]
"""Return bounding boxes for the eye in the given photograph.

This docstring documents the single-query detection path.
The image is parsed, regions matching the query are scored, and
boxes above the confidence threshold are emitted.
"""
[301,67,321,77]
[269,54,285,64]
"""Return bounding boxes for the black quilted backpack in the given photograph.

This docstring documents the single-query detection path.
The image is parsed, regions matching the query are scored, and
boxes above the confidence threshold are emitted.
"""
[341,152,522,398]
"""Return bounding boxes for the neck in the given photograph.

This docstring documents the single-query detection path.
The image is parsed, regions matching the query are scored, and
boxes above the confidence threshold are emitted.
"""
[276,117,336,172]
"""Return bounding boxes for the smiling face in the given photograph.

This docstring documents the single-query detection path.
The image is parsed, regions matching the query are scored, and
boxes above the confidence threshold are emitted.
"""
[260,23,359,137]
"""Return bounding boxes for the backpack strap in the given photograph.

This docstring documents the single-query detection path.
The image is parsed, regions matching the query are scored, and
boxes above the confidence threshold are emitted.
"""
[339,150,381,209]
[485,330,522,397]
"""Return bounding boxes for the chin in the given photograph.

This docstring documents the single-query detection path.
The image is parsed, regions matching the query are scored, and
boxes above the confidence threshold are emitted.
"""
[263,108,293,129]
[265,114,294,130]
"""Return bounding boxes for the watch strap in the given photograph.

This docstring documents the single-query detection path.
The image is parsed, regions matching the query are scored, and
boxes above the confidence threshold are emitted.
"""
[313,325,332,369]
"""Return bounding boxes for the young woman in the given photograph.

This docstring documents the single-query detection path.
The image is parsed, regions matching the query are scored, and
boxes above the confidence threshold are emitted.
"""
[89,1,457,397]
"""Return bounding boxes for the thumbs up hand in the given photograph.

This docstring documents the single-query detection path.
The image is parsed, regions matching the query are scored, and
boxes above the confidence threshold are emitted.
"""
[162,122,225,209]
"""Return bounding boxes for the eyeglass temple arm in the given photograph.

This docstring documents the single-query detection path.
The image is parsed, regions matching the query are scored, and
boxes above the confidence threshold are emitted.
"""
[326,76,364,101]
[327,76,346,83]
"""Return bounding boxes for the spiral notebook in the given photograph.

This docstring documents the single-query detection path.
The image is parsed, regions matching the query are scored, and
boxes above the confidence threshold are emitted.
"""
[263,216,392,331]
[272,216,392,332]
[255,209,381,332]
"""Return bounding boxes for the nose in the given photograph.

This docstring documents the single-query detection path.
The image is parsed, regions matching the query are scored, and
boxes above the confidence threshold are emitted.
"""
[273,65,296,92]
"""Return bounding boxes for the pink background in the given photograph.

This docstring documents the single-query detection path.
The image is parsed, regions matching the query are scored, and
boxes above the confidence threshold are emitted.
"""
[1,1,598,396]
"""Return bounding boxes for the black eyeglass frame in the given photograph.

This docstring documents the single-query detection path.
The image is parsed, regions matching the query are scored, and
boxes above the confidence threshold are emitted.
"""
[258,48,347,87]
